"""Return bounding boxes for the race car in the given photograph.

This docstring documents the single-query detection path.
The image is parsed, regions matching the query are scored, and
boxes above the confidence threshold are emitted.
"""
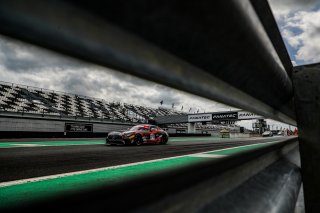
[106,124,169,146]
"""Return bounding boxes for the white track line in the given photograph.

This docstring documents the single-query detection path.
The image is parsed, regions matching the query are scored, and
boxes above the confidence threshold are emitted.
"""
[10,144,47,147]
[191,154,226,158]
[0,143,103,149]
[0,140,282,188]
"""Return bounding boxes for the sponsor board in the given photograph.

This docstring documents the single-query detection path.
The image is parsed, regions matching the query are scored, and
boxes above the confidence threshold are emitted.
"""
[212,112,238,120]
[188,111,262,123]
[65,123,93,132]
[237,111,262,120]
[188,113,212,122]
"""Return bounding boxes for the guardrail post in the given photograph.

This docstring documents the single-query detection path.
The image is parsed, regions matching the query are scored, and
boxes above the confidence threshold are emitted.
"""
[293,63,320,212]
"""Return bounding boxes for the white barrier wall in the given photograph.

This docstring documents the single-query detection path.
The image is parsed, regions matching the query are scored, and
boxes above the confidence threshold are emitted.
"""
[92,123,132,133]
[230,133,250,138]
[0,117,64,132]
[0,117,133,133]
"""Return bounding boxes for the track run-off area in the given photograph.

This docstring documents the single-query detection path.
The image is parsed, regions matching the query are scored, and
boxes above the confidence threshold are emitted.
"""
[0,136,294,209]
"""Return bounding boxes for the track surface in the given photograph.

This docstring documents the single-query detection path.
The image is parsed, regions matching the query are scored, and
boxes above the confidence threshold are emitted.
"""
[0,136,287,182]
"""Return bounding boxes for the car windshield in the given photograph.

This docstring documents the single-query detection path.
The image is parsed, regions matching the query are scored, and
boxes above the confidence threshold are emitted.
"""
[130,126,149,131]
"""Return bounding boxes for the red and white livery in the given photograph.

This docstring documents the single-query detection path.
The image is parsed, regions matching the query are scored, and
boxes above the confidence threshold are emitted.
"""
[106,124,169,146]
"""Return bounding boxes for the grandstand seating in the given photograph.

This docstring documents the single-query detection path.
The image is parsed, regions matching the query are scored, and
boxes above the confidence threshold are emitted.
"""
[0,82,241,131]
[0,82,184,122]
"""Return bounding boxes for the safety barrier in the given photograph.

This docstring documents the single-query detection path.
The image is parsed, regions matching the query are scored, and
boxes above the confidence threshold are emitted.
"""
[0,0,310,212]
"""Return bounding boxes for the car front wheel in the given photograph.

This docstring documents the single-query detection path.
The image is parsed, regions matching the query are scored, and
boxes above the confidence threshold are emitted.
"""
[160,135,168,145]
[134,135,143,146]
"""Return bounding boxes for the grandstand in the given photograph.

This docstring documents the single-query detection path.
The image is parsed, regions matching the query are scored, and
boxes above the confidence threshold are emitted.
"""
[0,81,240,134]
[0,81,183,121]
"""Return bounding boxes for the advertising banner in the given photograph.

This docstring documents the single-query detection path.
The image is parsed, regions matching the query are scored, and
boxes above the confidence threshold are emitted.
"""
[188,113,212,122]
[212,112,238,120]
[237,111,262,120]
[65,123,93,132]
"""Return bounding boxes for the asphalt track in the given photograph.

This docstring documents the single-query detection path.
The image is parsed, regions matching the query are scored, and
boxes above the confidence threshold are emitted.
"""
[0,136,296,209]
[0,136,288,182]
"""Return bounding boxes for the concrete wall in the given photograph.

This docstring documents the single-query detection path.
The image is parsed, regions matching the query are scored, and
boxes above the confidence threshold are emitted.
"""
[0,116,133,133]
[230,133,250,138]
[93,123,132,133]
[0,117,64,132]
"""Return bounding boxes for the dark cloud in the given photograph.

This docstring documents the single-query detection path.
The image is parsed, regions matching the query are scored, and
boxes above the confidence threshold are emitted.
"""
[0,35,83,72]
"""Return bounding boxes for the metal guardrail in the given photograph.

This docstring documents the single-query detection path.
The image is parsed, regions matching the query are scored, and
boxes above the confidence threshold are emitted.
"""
[0,0,295,125]
[0,0,304,212]
[293,63,320,212]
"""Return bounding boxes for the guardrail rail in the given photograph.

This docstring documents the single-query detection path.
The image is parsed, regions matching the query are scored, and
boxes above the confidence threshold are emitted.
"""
[0,0,315,212]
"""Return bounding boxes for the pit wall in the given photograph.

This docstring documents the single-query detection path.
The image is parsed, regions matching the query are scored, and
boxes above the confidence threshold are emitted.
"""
[0,116,133,138]
[209,133,251,138]
[167,129,256,138]
[0,116,257,139]
[230,133,250,138]
[0,117,212,138]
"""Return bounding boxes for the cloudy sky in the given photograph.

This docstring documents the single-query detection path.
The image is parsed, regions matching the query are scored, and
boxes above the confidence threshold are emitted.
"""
[0,35,229,113]
[1,1,319,129]
[268,0,320,65]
